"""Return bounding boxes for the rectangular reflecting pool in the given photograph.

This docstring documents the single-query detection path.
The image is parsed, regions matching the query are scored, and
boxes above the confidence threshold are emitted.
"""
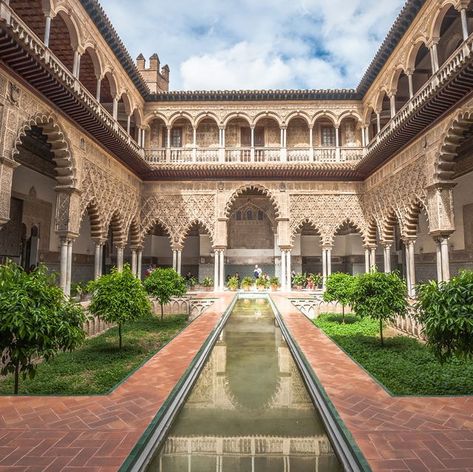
[146,298,342,471]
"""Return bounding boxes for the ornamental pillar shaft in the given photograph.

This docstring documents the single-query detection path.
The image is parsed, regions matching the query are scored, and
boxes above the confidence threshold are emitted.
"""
[44,15,52,47]
[440,237,450,282]
[96,78,101,102]
[177,250,182,276]
[112,97,118,120]
[131,249,137,276]
[370,247,376,271]
[280,250,287,291]
[137,250,143,280]
[322,249,327,287]
[59,239,69,294]
[286,250,292,290]
[219,250,224,291]
[116,246,124,271]
[72,50,81,78]
[390,94,396,118]
[376,112,381,135]
[461,8,469,41]
[407,73,414,99]
[383,244,391,273]
[65,240,73,297]
[430,43,439,74]
[364,248,370,273]
[172,250,177,271]
[94,242,102,280]
[214,251,219,292]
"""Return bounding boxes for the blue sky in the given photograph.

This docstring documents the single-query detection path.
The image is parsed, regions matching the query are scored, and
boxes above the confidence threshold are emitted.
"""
[99,0,405,91]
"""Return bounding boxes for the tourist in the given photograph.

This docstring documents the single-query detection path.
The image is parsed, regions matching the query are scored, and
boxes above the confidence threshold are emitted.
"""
[254,265,260,278]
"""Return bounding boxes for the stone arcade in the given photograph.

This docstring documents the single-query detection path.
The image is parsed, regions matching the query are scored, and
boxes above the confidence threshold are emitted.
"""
[1,0,473,296]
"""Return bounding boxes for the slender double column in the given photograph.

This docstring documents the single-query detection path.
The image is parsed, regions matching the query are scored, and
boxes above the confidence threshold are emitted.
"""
[279,249,292,291]
[321,245,333,288]
[383,243,392,273]
[364,246,377,273]
[404,239,416,297]
[116,244,125,271]
[172,249,182,275]
[93,239,106,280]
[435,235,451,283]
[213,248,226,292]
[59,236,76,296]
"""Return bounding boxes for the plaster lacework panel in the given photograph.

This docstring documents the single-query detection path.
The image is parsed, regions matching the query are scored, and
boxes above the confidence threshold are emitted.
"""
[363,157,428,237]
[80,161,140,234]
[141,194,216,246]
[289,194,367,245]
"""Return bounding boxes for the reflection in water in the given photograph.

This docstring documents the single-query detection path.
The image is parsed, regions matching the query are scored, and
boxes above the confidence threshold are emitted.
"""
[147,299,342,471]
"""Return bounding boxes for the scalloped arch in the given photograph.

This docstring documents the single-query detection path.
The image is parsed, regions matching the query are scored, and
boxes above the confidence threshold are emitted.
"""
[13,113,77,188]
[224,184,281,219]
[290,218,322,244]
[435,109,473,183]
[179,219,215,248]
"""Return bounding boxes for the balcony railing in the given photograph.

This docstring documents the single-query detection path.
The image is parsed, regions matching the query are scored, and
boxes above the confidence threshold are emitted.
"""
[367,34,473,151]
[0,2,144,162]
[145,147,364,165]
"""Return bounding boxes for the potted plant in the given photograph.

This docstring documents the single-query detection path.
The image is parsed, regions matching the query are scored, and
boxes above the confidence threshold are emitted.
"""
[308,273,322,290]
[186,276,197,290]
[270,276,280,291]
[241,276,254,291]
[255,277,268,291]
[292,272,306,290]
[201,276,213,291]
[227,276,239,291]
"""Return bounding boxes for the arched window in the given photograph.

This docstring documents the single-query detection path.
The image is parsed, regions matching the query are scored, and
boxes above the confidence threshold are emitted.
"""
[246,210,253,220]
[258,210,264,221]
[236,211,242,221]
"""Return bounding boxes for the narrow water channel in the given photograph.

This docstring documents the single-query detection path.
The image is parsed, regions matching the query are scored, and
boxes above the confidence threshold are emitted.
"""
[147,298,342,471]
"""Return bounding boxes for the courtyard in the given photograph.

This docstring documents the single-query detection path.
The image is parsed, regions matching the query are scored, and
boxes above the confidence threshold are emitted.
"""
[1,0,473,470]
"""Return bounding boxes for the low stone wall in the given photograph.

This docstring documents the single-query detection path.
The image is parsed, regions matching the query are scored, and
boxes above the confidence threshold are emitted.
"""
[291,295,426,342]
[81,296,216,337]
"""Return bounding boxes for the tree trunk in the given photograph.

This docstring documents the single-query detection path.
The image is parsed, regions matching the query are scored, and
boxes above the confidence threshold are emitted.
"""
[14,361,19,395]
[379,319,384,346]
[342,305,345,324]
[118,323,122,350]
[160,303,164,321]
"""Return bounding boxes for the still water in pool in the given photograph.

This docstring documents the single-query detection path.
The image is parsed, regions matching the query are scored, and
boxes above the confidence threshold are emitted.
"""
[147,298,342,472]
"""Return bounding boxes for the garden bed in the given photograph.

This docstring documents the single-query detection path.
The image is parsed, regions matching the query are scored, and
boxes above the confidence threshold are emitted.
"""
[0,314,188,395]
[314,313,473,396]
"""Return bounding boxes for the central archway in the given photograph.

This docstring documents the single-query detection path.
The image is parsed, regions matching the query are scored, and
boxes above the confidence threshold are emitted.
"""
[225,187,279,278]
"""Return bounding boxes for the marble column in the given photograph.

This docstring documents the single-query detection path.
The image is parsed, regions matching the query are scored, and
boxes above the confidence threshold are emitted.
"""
[65,240,73,297]
[364,248,370,273]
[137,249,143,280]
[280,250,287,291]
[370,247,377,271]
[383,243,392,273]
[59,238,69,294]
[214,251,219,292]
[286,250,292,290]
[131,249,137,276]
[172,250,177,271]
[440,237,450,282]
[177,249,182,276]
[219,250,225,291]
[116,245,124,271]
[94,242,102,280]
[322,248,327,288]
[461,8,469,41]
[44,15,52,47]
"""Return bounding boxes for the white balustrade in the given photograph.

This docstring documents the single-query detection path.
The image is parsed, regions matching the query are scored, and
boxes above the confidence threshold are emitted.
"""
[144,148,166,164]
[287,148,311,162]
[314,147,337,162]
[254,147,281,162]
[196,148,219,162]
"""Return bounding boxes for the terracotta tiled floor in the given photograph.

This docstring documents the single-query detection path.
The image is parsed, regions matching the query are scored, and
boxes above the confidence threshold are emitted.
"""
[272,294,473,472]
[0,294,235,472]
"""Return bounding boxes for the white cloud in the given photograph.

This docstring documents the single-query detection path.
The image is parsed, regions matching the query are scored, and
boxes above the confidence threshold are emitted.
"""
[99,0,404,90]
